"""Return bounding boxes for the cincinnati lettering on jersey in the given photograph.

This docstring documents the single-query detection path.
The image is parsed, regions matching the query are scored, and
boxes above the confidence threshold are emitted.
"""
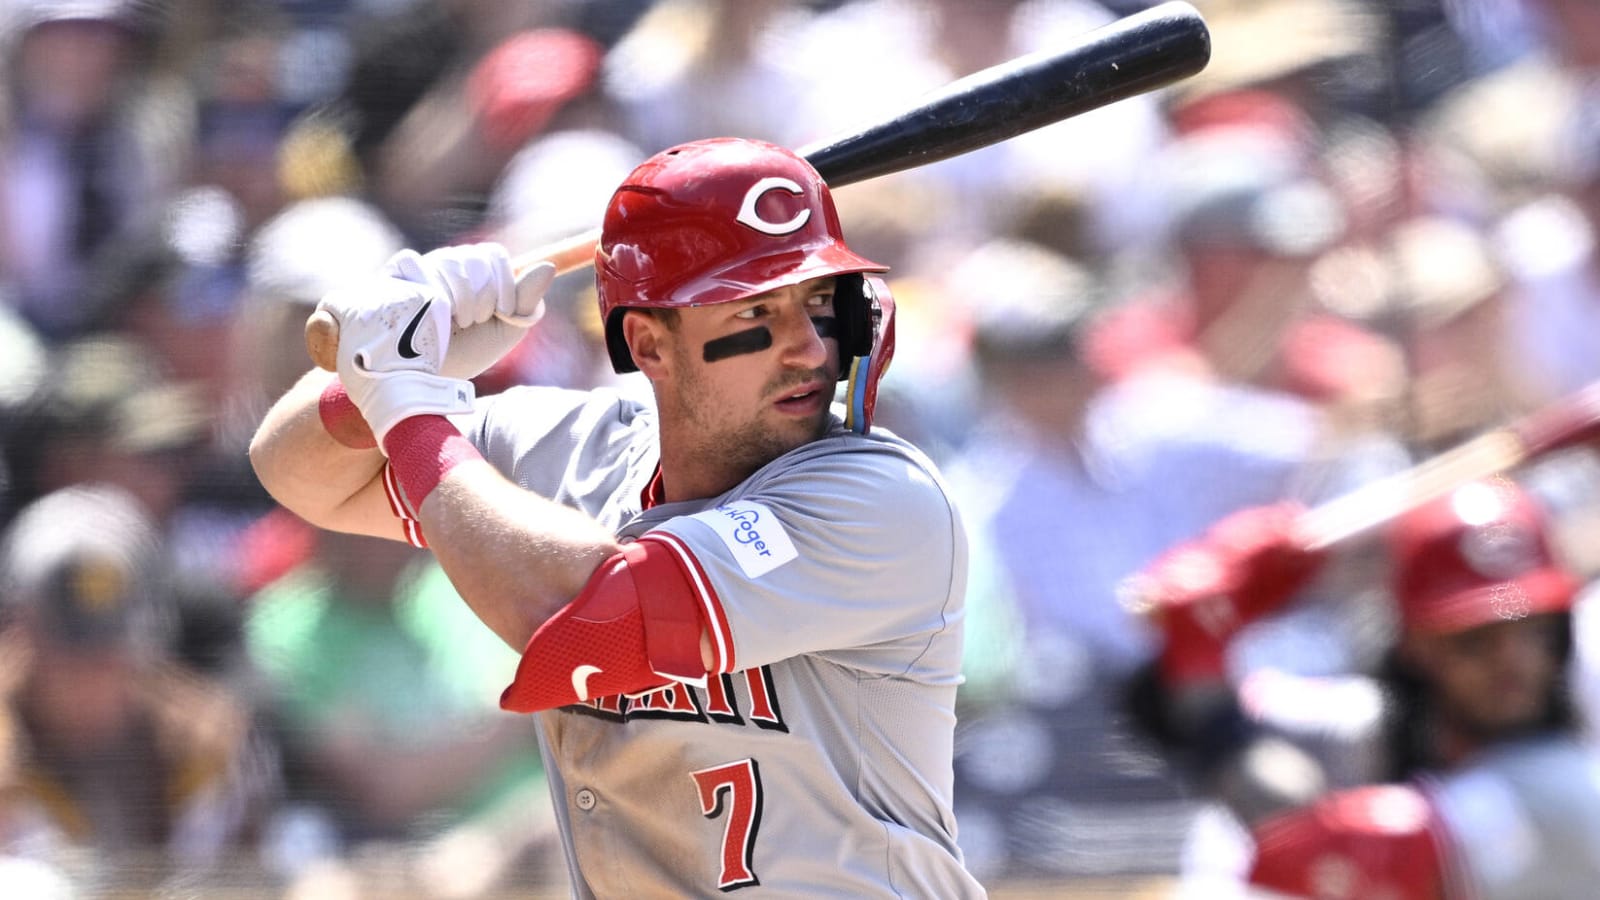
[565,665,788,732]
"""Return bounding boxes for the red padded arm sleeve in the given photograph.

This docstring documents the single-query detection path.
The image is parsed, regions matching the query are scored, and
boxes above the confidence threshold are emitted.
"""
[500,537,711,713]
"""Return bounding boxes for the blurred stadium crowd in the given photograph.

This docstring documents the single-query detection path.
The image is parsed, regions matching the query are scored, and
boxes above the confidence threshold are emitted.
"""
[3,0,1600,896]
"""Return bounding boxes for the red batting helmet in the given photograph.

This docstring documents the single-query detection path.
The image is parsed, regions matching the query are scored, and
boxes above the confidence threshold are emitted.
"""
[595,137,889,375]
[1386,478,1580,635]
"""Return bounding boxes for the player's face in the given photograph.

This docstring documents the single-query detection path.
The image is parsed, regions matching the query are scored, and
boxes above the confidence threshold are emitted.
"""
[1408,614,1563,738]
[661,277,840,478]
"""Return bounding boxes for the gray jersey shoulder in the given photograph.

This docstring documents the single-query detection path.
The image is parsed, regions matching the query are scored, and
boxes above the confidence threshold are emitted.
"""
[656,427,968,679]
[1429,737,1600,900]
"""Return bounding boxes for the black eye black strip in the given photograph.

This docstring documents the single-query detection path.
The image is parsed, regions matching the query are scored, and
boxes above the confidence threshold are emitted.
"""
[699,318,839,363]
[702,326,773,362]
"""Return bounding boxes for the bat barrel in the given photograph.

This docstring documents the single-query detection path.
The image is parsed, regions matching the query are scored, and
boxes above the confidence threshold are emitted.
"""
[798,1,1210,187]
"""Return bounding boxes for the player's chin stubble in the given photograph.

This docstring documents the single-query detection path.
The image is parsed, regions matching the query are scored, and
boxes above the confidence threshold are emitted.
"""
[676,365,832,482]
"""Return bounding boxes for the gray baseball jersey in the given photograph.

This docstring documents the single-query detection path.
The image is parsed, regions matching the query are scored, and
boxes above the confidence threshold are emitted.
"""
[459,385,984,899]
[1428,736,1600,900]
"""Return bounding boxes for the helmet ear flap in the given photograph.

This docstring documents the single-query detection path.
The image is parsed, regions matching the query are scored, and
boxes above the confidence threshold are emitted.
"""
[832,273,875,362]
[605,308,639,374]
[844,275,895,434]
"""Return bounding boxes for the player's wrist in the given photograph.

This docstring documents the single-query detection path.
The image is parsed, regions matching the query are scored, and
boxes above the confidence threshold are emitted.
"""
[381,414,485,530]
[1154,590,1237,685]
[350,370,475,449]
[318,377,377,449]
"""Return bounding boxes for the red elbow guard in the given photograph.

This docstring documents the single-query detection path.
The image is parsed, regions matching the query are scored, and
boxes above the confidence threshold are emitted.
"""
[500,537,709,713]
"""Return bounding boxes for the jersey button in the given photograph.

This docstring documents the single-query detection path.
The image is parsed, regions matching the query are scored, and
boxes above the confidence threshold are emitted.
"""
[575,788,597,811]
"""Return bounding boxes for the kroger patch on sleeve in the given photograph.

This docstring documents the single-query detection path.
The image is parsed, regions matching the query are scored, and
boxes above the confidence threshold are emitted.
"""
[690,501,798,578]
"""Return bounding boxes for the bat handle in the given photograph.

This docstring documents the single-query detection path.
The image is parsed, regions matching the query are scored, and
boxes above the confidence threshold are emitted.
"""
[1512,379,1600,457]
[303,227,603,373]
[512,226,600,280]
[305,309,341,373]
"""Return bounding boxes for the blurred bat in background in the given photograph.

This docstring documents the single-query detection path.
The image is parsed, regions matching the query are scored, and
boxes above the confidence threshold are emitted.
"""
[1297,380,1600,550]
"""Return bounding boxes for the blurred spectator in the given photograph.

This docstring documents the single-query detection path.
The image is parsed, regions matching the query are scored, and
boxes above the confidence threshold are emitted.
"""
[0,335,270,669]
[1168,0,1384,126]
[608,0,1169,252]
[187,18,299,235]
[373,23,608,247]
[1381,214,1538,452]
[0,0,191,340]
[1131,476,1600,897]
[244,531,553,895]
[944,240,1189,881]
[7,335,210,523]
[942,238,1337,881]
[488,127,641,250]
[296,0,623,250]
[1419,0,1600,407]
[1531,0,1600,74]
[604,0,837,152]
[0,483,278,893]
[84,187,253,417]
[1085,108,1355,393]
[1484,86,1600,408]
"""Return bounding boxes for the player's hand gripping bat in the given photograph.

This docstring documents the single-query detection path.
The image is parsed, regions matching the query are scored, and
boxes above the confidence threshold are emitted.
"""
[304,1,1211,371]
[1295,380,1600,550]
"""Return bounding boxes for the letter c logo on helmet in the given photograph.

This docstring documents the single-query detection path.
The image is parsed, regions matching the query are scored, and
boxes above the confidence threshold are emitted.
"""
[736,177,811,235]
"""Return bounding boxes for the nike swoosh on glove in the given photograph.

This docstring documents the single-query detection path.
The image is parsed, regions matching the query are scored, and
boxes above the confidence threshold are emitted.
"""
[315,266,474,448]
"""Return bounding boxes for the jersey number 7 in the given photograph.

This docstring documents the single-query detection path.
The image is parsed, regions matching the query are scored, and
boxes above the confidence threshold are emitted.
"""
[690,759,765,891]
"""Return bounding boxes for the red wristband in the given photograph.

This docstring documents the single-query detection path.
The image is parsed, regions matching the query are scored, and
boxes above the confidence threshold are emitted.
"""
[318,378,377,449]
[381,415,483,537]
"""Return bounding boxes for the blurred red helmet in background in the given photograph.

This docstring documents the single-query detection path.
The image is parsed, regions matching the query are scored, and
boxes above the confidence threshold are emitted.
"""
[1387,478,1580,634]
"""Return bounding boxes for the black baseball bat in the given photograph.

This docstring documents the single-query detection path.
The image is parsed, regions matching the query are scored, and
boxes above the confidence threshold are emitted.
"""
[800,0,1209,186]
[306,1,1210,371]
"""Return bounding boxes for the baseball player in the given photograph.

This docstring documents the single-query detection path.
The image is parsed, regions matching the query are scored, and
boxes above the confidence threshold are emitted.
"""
[249,137,984,897]
[1130,476,1600,898]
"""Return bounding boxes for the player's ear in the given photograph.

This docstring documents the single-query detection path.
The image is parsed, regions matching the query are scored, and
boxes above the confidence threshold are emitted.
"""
[622,309,671,378]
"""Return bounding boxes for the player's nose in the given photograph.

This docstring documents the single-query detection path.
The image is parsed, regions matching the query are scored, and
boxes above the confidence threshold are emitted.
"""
[773,304,829,369]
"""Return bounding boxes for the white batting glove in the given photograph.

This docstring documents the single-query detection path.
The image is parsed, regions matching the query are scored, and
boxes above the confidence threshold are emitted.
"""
[316,265,475,449]
[386,243,556,380]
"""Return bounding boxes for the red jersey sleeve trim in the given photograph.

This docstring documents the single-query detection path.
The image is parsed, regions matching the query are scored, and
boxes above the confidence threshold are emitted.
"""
[381,462,428,548]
